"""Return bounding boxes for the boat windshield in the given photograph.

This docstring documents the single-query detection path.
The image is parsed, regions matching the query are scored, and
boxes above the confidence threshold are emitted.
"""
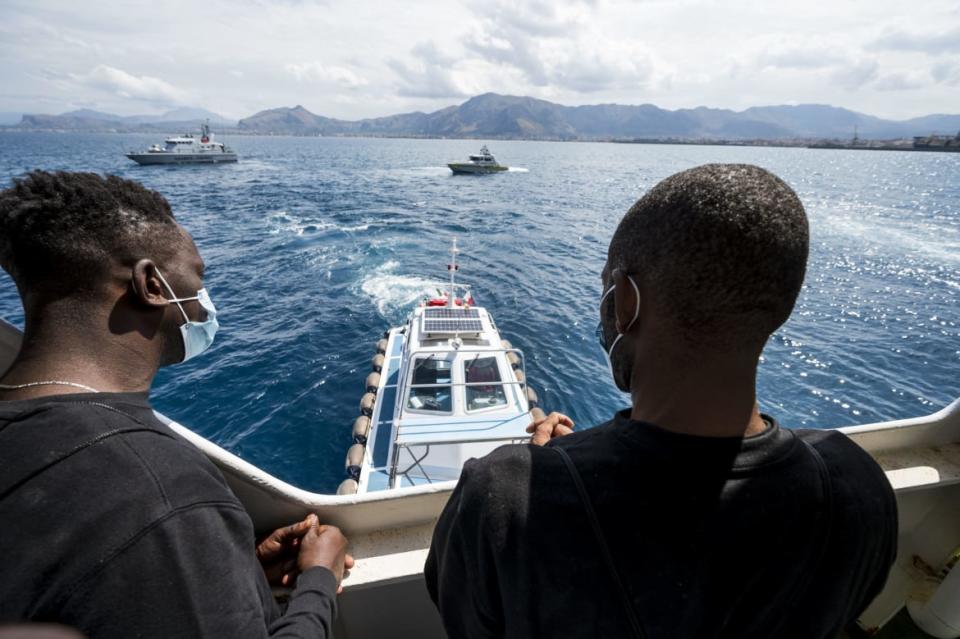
[407,357,453,413]
[464,356,507,411]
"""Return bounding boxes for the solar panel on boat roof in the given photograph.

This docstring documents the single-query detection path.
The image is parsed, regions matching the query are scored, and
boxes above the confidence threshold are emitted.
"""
[422,307,483,333]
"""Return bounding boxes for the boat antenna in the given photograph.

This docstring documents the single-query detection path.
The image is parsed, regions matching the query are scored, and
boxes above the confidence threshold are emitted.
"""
[447,237,459,308]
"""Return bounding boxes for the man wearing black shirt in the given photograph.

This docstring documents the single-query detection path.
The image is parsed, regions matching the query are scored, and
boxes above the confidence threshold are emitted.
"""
[0,171,350,637]
[425,164,898,638]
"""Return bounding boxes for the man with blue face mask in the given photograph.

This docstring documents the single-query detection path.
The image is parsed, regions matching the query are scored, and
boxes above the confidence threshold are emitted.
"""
[426,164,897,639]
[0,171,350,637]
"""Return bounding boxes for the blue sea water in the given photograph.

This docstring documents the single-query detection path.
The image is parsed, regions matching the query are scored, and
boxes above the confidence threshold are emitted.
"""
[0,132,957,493]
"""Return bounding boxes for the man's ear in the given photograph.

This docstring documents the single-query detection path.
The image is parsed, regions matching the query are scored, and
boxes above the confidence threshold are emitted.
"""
[131,259,170,309]
[611,268,640,334]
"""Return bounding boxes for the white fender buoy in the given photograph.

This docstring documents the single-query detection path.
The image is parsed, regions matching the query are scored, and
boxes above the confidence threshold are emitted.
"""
[500,339,512,350]
[371,353,385,373]
[526,386,539,408]
[337,478,359,495]
[513,369,525,384]
[360,392,376,416]
[352,415,371,444]
[530,406,546,423]
[507,352,521,369]
[345,443,365,479]
[365,372,381,393]
[376,338,388,354]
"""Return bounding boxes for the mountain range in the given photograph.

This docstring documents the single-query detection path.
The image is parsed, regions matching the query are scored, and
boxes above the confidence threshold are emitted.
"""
[9,94,960,141]
[13,107,236,131]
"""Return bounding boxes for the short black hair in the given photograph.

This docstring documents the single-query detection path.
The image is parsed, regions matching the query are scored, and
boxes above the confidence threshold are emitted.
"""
[608,164,809,348]
[0,171,182,296]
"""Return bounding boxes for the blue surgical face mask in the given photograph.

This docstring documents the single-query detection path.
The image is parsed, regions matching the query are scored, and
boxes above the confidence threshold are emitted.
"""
[155,268,219,363]
[596,275,640,392]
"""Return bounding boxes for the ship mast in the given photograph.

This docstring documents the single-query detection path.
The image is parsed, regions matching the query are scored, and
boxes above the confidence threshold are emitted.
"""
[447,238,459,308]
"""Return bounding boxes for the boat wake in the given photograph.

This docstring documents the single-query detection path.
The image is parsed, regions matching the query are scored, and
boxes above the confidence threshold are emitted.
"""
[269,211,371,236]
[359,260,446,318]
[507,167,529,173]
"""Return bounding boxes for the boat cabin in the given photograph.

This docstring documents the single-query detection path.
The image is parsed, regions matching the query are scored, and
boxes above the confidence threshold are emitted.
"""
[358,301,532,493]
[468,146,498,164]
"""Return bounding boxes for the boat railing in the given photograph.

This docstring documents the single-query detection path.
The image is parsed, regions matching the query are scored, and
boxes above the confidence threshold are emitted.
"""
[392,433,530,488]
[389,345,531,488]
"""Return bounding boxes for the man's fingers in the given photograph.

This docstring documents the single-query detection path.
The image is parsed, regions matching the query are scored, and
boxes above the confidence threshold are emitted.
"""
[269,514,316,547]
[531,421,553,446]
[529,412,575,446]
[344,553,355,569]
[280,518,312,540]
[526,412,575,432]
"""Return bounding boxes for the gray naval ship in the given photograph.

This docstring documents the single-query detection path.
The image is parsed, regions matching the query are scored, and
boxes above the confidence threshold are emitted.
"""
[126,121,237,165]
[447,145,508,174]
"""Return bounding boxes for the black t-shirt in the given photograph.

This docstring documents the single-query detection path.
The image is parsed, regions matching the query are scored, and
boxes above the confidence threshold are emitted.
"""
[0,392,337,638]
[425,411,898,639]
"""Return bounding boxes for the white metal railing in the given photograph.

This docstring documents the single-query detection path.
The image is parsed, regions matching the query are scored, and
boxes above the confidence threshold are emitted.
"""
[389,346,530,488]
[392,433,531,489]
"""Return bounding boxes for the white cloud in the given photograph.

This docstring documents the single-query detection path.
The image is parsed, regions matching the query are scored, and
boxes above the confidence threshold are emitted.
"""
[756,45,846,71]
[1,0,959,120]
[464,0,655,93]
[932,61,960,86]
[71,65,189,106]
[285,62,368,88]
[388,45,469,100]
[874,71,929,91]
[872,26,960,55]
[830,59,880,91]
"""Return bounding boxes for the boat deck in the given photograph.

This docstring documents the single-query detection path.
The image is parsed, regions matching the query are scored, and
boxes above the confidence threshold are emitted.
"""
[875,442,960,491]
[842,608,931,638]
[366,330,405,491]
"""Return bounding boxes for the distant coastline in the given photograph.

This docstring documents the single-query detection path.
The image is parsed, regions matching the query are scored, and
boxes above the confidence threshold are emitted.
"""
[4,93,959,152]
[5,128,960,154]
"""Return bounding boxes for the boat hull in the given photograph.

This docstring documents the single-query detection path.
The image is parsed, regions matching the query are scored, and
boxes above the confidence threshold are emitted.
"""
[126,153,238,165]
[447,163,508,174]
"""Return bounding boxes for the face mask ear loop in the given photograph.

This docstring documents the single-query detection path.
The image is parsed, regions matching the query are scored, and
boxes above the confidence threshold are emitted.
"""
[154,268,191,324]
[622,275,641,334]
[600,284,615,305]
[599,285,616,343]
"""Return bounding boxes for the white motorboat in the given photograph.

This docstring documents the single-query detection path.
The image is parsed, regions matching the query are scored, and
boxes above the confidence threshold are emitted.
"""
[338,239,539,495]
[126,121,237,165]
[447,146,508,174]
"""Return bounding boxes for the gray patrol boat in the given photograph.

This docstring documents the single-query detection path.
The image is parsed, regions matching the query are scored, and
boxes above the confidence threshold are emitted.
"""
[126,121,237,165]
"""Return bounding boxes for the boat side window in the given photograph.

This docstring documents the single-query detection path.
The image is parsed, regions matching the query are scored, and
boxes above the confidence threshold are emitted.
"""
[407,357,453,413]
[464,356,507,412]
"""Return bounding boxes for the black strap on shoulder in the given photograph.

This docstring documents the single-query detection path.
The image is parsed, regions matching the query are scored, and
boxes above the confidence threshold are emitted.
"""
[758,439,836,637]
[799,439,835,579]
[554,446,646,639]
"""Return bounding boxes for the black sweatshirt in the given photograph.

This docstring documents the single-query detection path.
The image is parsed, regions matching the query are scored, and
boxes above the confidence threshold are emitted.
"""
[425,411,898,639]
[0,392,337,638]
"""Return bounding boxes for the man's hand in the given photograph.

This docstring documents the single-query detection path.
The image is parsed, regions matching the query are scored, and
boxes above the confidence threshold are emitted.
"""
[256,515,314,587]
[526,411,574,446]
[298,515,355,593]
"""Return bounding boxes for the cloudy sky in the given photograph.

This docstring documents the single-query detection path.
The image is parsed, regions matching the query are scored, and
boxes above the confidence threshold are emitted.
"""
[2,0,958,121]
